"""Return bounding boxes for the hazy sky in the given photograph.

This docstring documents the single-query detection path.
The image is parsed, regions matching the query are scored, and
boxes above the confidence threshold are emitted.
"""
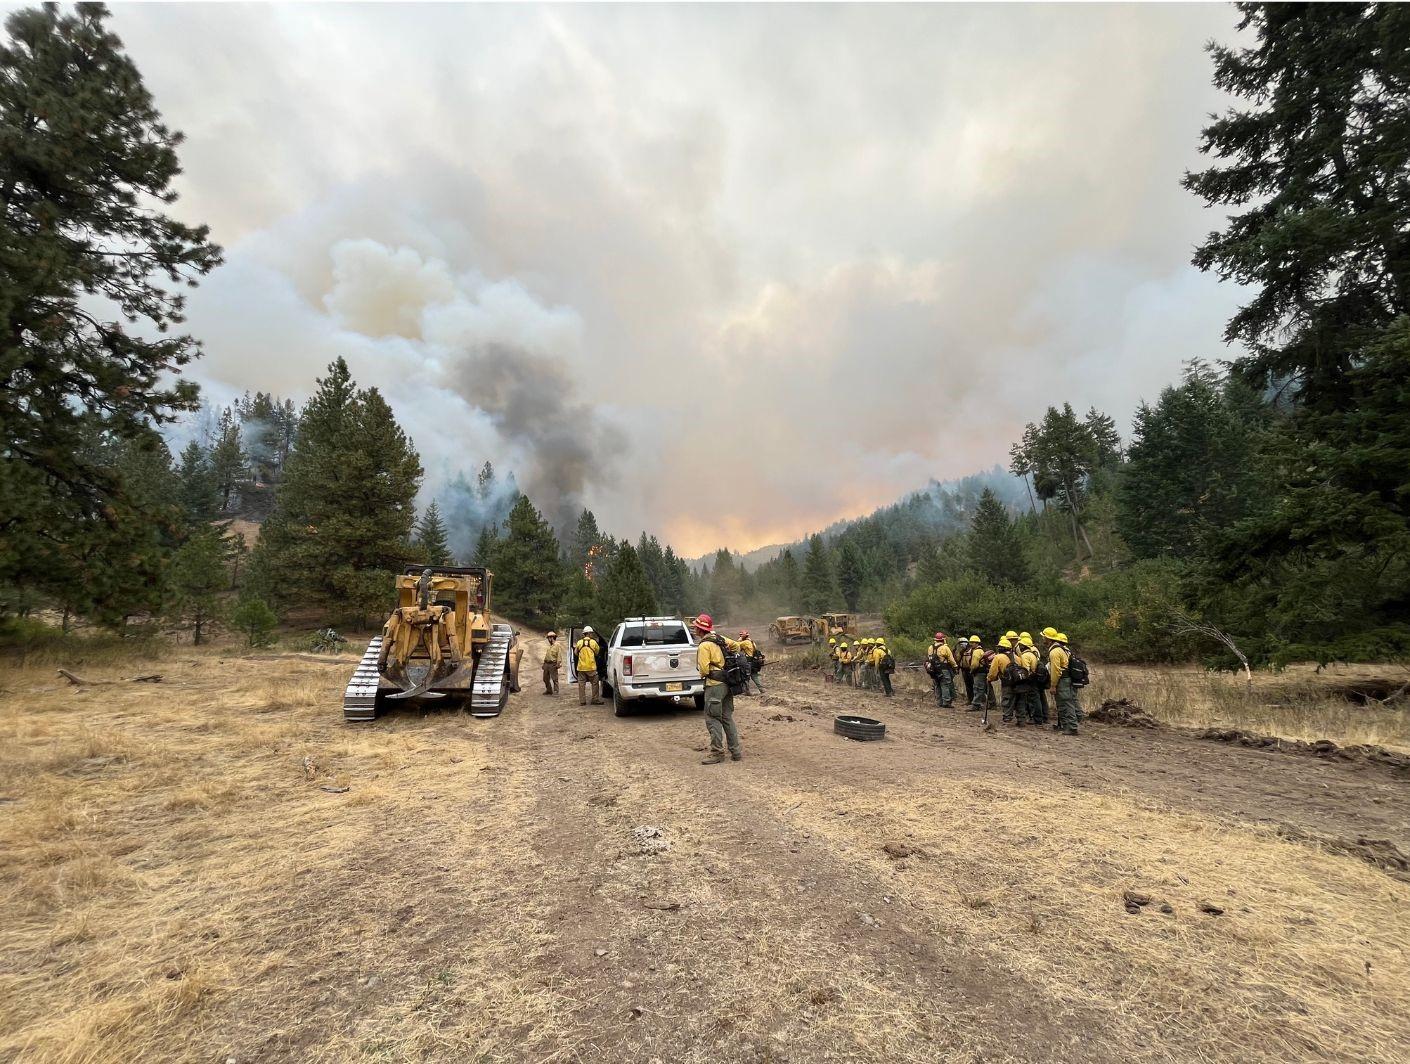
[93,2,1246,555]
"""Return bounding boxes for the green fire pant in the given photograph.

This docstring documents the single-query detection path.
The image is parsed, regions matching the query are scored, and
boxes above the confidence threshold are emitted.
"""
[1055,676,1081,733]
[703,683,740,757]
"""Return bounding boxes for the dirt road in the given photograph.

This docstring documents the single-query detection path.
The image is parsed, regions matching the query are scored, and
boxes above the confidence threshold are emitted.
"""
[2,635,1408,1063]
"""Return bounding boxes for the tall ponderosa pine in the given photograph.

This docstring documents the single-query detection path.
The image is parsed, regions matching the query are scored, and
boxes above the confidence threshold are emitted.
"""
[176,440,219,526]
[0,3,221,613]
[253,359,422,623]
[707,549,743,617]
[1185,3,1410,663]
[965,489,1029,586]
[415,500,455,567]
[491,495,563,625]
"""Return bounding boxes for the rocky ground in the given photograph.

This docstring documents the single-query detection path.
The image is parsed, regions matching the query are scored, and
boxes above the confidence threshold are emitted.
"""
[1,633,1407,1063]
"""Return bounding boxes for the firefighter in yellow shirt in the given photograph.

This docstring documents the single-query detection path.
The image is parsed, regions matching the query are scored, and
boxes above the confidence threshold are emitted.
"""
[989,637,1017,724]
[1049,632,1080,736]
[872,638,894,697]
[837,641,852,685]
[738,629,765,695]
[966,637,989,711]
[1017,632,1041,724]
[926,632,957,707]
[574,626,602,706]
[694,614,743,764]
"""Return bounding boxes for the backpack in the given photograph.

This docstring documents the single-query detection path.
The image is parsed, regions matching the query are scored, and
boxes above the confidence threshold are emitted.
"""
[1032,660,1051,688]
[750,648,766,670]
[1004,661,1031,688]
[880,651,895,674]
[1066,652,1091,688]
[710,635,750,694]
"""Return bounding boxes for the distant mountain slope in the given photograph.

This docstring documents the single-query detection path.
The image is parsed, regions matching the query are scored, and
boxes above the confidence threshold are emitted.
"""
[689,466,1028,571]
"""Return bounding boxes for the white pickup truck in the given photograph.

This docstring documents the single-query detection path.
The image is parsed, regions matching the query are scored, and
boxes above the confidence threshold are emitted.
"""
[568,617,704,717]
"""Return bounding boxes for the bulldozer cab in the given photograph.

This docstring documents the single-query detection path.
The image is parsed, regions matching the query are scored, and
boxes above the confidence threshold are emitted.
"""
[822,612,856,638]
[393,565,493,656]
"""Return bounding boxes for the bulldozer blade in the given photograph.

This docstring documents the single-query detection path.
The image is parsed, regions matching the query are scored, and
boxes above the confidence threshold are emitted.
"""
[386,686,445,701]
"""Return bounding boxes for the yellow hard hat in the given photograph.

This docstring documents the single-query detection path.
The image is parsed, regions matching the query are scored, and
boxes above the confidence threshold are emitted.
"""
[829,637,836,645]
[1005,630,1018,641]
[1042,626,1058,639]
[839,641,849,648]
[969,635,981,643]
[998,636,1012,649]
[1055,632,1069,643]
[1019,631,1032,643]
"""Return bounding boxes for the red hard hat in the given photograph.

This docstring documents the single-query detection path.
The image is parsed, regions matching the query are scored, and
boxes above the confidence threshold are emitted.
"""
[693,614,714,633]
[934,631,945,640]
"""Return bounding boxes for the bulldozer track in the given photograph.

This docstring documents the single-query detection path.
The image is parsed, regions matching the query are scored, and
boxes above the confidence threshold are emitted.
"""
[342,636,384,722]
[470,623,513,717]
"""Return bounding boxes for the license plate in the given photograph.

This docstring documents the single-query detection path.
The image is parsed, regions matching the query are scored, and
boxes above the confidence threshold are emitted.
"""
[665,682,683,692]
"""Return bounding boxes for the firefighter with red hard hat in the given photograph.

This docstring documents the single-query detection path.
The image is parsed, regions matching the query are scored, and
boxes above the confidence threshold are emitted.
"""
[694,614,743,764]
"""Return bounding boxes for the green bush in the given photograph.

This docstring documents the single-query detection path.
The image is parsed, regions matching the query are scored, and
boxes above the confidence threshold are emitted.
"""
[230,595,279,648]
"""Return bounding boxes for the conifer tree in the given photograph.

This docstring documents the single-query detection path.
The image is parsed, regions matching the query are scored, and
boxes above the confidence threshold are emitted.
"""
[965,489,1029,586]
[415,500,455,566]
[168,527,227,644]
[800,535,836,614]
[596,543,658,627]
[208,408,246,514]
[230,593,278,647]
[707,549,743,616]
[253,359,421,623]
[176,441,219,526]
[559,569,597,629]
[491,495,564,625]
[837,541,865,611]
[0,3,221,608]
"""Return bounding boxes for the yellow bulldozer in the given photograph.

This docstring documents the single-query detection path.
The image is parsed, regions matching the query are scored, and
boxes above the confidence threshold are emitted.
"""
[769,615,817,645]
[817,612,858,642]
[342,566,514,722]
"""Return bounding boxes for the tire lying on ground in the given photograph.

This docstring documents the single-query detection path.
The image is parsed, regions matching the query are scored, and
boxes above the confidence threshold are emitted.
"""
[834,714,886,741]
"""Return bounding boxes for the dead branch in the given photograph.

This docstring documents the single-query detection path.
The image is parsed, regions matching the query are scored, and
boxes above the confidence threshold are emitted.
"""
[1162,608,1253,689]
[58,669,164,686]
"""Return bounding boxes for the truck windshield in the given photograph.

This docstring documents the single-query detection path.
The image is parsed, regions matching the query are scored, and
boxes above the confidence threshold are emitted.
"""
[619,623,690,648]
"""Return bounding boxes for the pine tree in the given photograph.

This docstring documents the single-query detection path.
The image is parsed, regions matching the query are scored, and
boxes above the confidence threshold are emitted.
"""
[559,569,597,629]
[965,489,1029,586]
[168,527,227,644]
[1184,3,1410,407]
[571,508,606,579]
[596,544,658,627]
[658,545,686,615]
[777,549,801,611]
[253,359,422,623]
[1116,363,1269,561]
[837,541,865,611]
[707,549,743,617]
[473,523,500,568]
[208,408,246,514]
[415,500,455,566]
[230,593,278,647]
[476,461,497,502]
[176,441,219,526]
[491,495,564,625]
[800,535,836,614]
[0,4,221,608]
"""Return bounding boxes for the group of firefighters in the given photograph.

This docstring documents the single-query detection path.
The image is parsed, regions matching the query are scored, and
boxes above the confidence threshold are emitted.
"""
[915,627,1084,735]
[824,637,898,696]
[826,627,1084,735]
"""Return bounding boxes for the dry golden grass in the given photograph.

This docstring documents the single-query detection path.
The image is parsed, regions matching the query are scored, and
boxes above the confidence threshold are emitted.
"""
[1,640,1407,1062]
[1088,664,1410,750]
